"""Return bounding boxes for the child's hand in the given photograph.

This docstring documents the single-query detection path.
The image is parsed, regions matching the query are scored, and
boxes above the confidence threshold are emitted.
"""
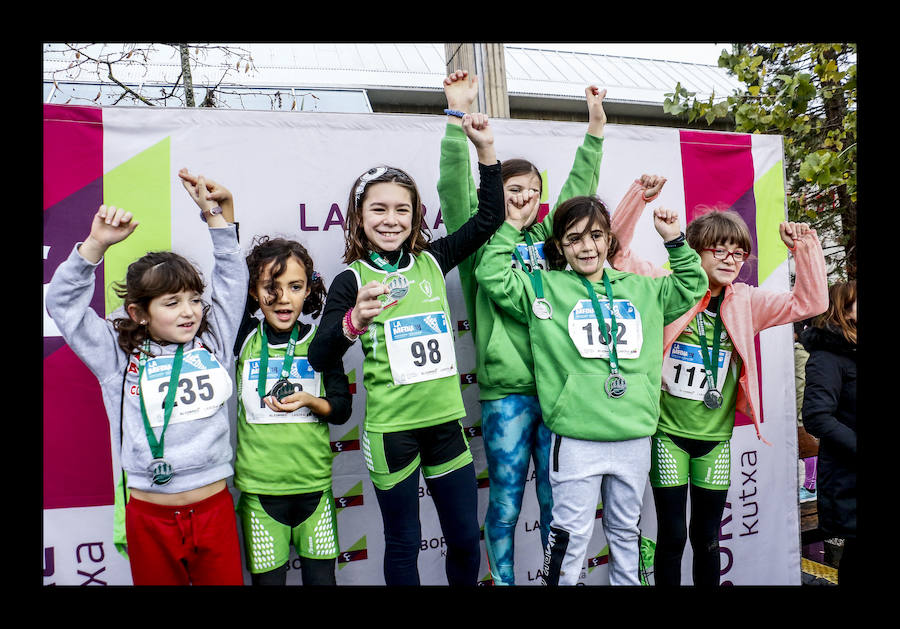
[179,168,234,222]
[79,205,139,262]
[462,113,493,149]
[585,86,607,137]
[653,207,682,242]
[263,390,314,413]
[640,174,667,201]
[505,189,539,232]
[352,281,389,331]
[444,70,478,114]
[779,221,811,248]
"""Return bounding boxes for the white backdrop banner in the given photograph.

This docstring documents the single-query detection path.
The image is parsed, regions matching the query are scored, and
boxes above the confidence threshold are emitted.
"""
[42,104,800,585]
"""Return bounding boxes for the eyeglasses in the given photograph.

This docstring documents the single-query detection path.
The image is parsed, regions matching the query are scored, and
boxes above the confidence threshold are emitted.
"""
[702,247,747,262]
[562,230,607,248]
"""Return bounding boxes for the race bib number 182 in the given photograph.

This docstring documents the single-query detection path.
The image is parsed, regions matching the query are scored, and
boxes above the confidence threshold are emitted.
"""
[567,299,643,359]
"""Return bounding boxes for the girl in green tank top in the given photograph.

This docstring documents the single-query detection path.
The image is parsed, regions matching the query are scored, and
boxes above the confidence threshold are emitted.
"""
[308,113,506,585]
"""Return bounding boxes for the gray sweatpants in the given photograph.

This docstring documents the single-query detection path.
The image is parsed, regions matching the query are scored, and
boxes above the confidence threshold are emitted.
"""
[543,434,651,585]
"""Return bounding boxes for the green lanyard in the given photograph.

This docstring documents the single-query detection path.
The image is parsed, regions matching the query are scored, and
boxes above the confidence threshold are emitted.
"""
[514,232,553,319]
[695,310,725,409]
[369,250,399,273]
[257,320,300,398]
[138,341,184,462]
[580,272,627,398]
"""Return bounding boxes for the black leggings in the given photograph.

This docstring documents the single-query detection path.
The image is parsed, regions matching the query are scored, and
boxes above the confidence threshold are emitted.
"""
[374,462,480,586]
[653,483,728,586]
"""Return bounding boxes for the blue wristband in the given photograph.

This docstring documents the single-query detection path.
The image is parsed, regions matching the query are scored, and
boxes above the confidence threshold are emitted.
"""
[443,109,466,118]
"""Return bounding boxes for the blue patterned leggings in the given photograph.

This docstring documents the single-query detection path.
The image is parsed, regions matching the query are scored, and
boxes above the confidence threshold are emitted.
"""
[481,394,553,585]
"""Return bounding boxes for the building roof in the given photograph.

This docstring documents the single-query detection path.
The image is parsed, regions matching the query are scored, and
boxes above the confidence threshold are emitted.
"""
[43,43,744,114]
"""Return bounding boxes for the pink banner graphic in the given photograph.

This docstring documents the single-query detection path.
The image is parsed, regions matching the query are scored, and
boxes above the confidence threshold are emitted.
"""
[679,130,761,429]
[43,104,113,509]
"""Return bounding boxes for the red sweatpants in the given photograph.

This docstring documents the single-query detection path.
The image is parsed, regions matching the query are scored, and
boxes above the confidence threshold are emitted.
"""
[125,487,244,585]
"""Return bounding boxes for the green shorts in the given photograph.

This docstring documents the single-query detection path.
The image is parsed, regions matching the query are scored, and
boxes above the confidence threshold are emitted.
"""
[236,490,339,574]
[649,430,731,490]
[363,419,473,491]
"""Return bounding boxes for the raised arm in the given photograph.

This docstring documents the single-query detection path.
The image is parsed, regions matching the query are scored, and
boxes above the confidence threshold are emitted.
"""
[529,86,607,243]
[437,70,480,235]
[748,222,829,333]
[473,220,534,325]
[178,169,248,357]
[608,175,670,278]
[46,205,140,379]
[652,207,708,324]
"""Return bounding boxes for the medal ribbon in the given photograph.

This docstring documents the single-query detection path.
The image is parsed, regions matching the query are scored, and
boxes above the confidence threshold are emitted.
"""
[138,341,185,459]
[369,250,400,273]
[513,235,546,301]
[580,273,620,373]
[257,321,300,398]
[695,311,723,392]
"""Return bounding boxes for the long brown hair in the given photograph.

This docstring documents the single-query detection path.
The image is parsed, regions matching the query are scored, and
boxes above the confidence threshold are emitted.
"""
[246,235,326,319]
[815,280,857,344]
[111,251,211,355]
[545,195,619,271]
[342,166,430,263]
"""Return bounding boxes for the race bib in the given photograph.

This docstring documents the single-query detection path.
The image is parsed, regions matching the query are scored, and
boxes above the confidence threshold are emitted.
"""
[511,240,548,272]
[241,356,322,424]
[661,341,732,401]
[139,348,232,427]
[384,311,458,385]
[568,299,643,359]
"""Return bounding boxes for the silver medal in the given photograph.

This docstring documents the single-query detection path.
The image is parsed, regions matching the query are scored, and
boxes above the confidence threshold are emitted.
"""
[605,373,627,399]
[382,272,410,301]
[149,458,174,486]
[532,298,553,320]
[703,388,724,409]
[270,378,302,401]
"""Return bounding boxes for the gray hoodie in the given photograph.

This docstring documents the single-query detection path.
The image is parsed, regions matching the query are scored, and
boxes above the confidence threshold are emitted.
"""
[46,226,248,494]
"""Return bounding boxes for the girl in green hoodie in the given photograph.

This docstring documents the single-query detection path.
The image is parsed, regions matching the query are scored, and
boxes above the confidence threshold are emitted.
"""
[438,69,608,585]
[474,195,707,585]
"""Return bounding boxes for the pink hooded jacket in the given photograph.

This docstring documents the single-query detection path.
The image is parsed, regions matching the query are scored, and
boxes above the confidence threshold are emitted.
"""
[608,181,829,443]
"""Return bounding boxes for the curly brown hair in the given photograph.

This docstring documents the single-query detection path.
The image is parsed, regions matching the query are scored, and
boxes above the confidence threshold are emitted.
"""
[246,235,326,319]
[342,166,431,263]
[545,195,619,271]
[111,251,211,356]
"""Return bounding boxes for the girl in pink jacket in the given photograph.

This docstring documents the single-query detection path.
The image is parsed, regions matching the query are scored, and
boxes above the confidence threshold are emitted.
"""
[609,176,828,586]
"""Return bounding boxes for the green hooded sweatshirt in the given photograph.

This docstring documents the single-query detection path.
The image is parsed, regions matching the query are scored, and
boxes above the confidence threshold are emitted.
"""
[475,221,708,442]
[437,122,604,400]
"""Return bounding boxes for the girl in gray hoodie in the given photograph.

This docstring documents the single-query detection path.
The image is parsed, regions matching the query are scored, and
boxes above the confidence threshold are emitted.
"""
[45,169,248,585]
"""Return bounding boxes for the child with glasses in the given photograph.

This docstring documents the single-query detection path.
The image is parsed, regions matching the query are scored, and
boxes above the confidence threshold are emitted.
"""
[474,194,708,585]
[308,114,505,586]
[609,190,829,586]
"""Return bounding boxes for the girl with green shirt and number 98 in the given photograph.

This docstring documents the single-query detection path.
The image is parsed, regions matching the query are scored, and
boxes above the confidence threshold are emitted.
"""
[308,112,506,585]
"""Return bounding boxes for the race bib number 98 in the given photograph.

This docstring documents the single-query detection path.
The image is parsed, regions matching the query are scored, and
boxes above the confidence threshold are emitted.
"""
[567,299,643,359]
[140,348,232,427]
[384,312,458,385]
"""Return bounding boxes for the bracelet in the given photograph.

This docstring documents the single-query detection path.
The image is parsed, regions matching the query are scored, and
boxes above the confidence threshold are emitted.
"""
[341,316,358,342]
[664,232,686,248]
[344,308,368,337]
[200,205,223,223]
[443,109,466,118]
